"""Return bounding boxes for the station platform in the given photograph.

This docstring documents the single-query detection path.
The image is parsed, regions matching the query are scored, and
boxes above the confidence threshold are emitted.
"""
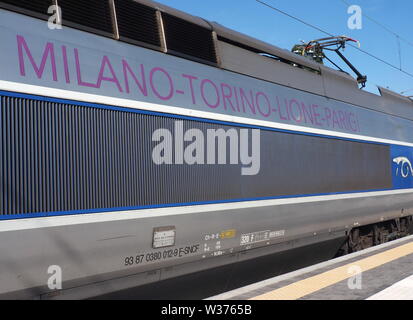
[208,235,413,300]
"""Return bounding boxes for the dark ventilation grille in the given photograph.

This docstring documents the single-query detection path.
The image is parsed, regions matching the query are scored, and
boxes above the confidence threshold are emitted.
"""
[114,0,161,49]
[58,0,114,36]
[162,13,217,65]
[0,93,392,217]
[0,0,54,18]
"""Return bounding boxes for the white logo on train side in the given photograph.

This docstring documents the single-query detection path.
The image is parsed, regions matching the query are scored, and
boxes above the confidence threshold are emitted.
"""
[393,157,413,178]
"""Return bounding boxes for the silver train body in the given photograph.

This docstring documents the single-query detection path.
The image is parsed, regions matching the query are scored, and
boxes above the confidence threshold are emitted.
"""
[0,0,412,299]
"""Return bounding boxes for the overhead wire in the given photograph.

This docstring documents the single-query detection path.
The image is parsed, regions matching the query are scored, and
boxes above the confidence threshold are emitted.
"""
[340,0,411,76]
[339,0,413,48]
[401,88,413,95]
[255,0,413,82]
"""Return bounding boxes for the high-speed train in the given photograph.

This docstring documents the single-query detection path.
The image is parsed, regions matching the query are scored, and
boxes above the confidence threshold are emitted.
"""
[0,0,412,299]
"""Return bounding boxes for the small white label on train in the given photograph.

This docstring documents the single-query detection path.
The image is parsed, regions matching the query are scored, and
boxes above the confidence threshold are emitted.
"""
[240,230,270,245]
[270,230,286,238]
[153,227,176,248]
[241,230,285,245]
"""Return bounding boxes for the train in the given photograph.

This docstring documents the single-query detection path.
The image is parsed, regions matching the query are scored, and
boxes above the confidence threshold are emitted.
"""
[0,0,412,299]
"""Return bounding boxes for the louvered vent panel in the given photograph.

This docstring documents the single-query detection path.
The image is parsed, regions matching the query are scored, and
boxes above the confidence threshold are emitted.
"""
[0,0,54,17]
[162,13,217,64]
[114,0,160,48]
[58,0,114,35]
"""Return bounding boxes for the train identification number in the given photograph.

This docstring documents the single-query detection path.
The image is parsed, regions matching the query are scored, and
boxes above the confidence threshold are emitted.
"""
[123,244,200,267]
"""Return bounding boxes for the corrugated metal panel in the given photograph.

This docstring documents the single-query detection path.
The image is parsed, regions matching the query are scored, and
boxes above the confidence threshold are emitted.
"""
[0,94,392,216]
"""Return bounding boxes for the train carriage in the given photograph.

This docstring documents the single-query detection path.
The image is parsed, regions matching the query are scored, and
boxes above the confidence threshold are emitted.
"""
[0,0,412,299]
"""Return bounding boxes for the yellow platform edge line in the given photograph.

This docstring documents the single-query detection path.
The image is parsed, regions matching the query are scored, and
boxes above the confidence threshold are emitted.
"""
[250,241,413,300]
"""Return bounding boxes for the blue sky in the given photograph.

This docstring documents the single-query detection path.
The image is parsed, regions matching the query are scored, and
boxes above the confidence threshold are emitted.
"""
[156,0,413,96]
